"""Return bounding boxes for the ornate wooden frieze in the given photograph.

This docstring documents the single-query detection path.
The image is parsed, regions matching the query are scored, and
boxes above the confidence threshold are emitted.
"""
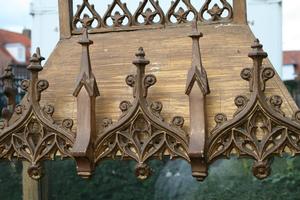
[207,39,300,180]
[95,47,189,179]
[0,49,75,179]
[185,21,210,181]
[71,0,234,34]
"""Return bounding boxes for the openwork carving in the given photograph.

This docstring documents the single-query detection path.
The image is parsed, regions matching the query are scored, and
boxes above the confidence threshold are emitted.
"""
[103,0,133,27]
[70,0,234,34]
[199,0,233,22]
[0,48,75,179]
[166,0,197,24]
[72,0,102,30]
[95,47,189,179]
[208,39,300,179]
[133,0,165,25]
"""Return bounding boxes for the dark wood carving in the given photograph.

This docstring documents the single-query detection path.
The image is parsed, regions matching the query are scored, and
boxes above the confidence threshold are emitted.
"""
[166,0,197,24]
[186,21,210,181]
[133,0,165,25]
[208,39,300,179]
[95,47,189,179]
[0,49,75,179]
[72,0,102,31]
[72,26,100,178]
[103,0,133,27]
[71,0,234,34]
[199,0,233,22]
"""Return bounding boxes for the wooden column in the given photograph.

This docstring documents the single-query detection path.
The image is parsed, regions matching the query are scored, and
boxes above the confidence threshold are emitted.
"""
[233,0,247,24]
[22,162,48,200]
[58,0,73,39]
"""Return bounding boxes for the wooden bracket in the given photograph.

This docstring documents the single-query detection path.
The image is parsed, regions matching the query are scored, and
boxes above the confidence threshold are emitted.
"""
[186,21,210,181]
[72,25,100,178]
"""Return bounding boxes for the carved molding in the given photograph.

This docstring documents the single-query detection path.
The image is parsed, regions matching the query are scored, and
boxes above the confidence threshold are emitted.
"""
[95,47,189,180]
[0,48,75,179]
[208,39,300,179]
[71,0,234,34]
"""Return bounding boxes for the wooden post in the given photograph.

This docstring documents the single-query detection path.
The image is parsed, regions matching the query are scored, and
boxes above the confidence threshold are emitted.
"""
[58,0,73,39]
[22,162,48,200]
[233,0,247,24]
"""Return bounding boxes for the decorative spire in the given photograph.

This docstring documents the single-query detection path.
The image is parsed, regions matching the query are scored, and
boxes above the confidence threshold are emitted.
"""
[185,20,210,95]
[27,48,45,72]
[248,39,268,59]
[73,28,99,97]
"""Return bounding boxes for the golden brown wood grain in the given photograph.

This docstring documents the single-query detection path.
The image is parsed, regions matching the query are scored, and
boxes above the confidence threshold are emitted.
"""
[39,23,298,136]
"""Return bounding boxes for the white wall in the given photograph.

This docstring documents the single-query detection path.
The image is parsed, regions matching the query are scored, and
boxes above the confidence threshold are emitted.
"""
[30,0,59,60]
[247,0,282,76]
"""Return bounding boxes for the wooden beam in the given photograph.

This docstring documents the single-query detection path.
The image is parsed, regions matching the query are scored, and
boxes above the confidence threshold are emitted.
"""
[58,0,73,39]
[233,0,247,24]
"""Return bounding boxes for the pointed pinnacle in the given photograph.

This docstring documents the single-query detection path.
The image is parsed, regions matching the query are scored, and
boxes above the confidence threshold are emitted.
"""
[133,47,150,65]
[27,47,45,72]
[248,39,268,59]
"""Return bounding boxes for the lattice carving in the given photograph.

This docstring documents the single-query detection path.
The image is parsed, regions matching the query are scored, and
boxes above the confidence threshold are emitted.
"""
[95,47,189,179]
[208,39,300,179]
[70,0,235,34]
[72,0,102,30]
[166,0,197,24]
[133,0,165,25]
[199,0,233,22]
[0,48,75,179]
[103,0,133,27]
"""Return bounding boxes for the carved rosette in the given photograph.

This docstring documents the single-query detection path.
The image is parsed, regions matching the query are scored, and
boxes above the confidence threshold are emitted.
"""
[95,47,189,179]
[199,0,233,22]
[0,48,75,179]
[208,39,300,179]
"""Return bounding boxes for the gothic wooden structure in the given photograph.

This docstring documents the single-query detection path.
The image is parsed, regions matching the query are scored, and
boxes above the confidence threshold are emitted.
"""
[1,0,299,183]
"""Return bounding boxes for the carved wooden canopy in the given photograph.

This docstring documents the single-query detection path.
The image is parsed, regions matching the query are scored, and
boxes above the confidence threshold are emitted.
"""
[1,0,299,181]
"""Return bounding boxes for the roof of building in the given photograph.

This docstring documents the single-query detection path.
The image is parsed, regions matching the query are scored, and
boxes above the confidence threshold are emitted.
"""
[0,29,31,67]
[284,51,300,67]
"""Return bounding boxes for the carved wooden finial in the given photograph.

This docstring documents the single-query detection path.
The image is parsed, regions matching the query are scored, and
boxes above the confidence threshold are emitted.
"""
[133,47,150,65]
[248,39,268,59]
[186,20,209,95]
[27,48,45,72]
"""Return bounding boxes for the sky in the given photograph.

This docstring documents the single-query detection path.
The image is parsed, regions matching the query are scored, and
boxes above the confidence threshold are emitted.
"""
[0,0,299,50]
